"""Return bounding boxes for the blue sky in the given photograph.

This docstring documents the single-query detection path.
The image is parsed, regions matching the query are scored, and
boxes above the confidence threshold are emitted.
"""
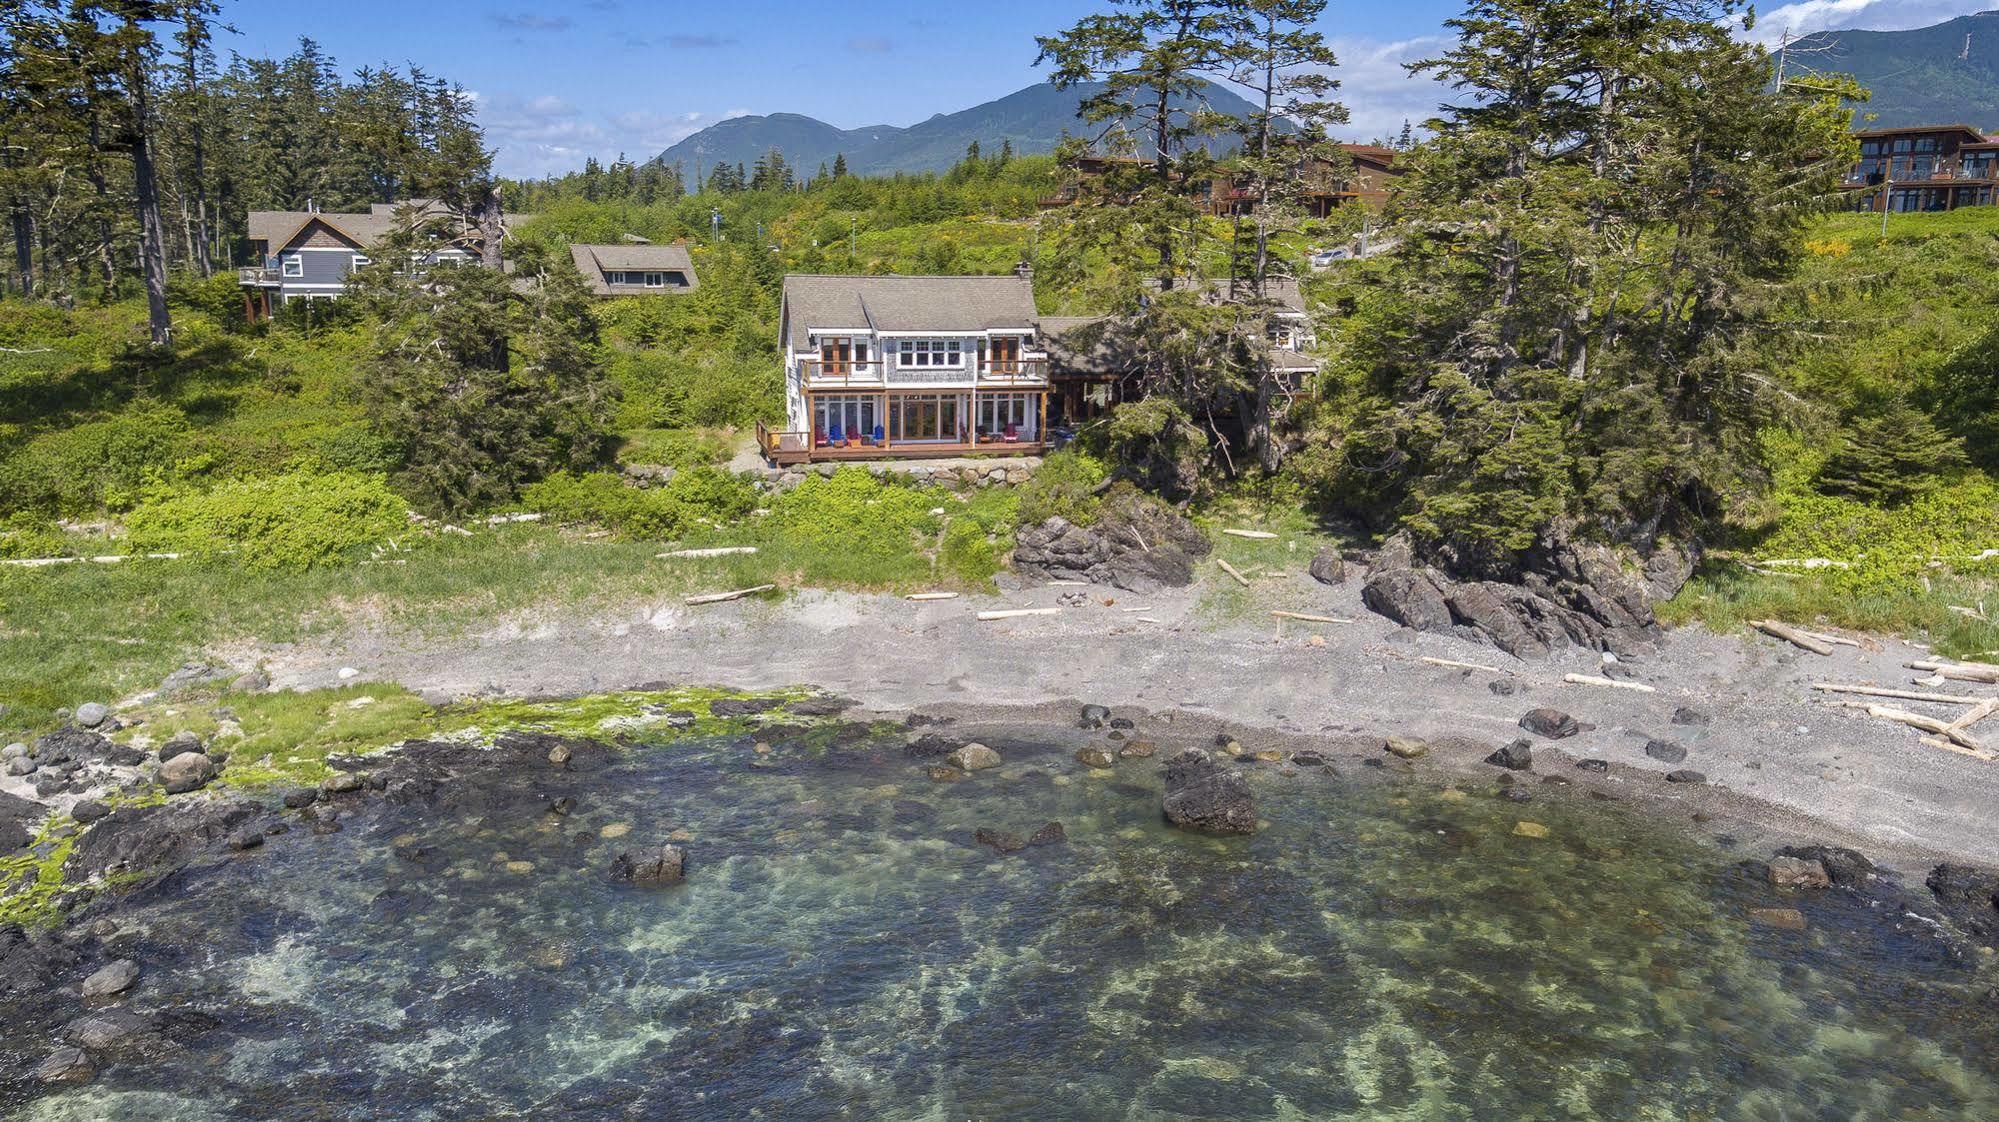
[218,0,1997,178]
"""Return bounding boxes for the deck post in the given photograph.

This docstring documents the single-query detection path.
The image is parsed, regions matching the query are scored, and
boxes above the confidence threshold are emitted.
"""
[1038,390,1048,447]
[880,391,891,451]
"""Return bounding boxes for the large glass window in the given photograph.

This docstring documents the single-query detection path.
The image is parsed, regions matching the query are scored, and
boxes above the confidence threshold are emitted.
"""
[976,393,1034,437]
[812,395,877,441]
[896,339,963,368]
[281,255,303,278]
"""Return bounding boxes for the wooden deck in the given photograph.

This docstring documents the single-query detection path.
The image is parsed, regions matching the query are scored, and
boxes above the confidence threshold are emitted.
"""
[755,422,1046,467]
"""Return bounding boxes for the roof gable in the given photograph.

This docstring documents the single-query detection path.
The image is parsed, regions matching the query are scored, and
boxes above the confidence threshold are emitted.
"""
[779,274,1038,350]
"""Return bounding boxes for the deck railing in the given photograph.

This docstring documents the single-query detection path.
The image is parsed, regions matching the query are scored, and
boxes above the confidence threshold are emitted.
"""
[237,266,281,285]
[798,358,886,385]
[799,356,1052,386]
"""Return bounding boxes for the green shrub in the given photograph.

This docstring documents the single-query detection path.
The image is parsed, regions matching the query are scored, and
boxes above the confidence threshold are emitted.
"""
[1016,448,1108,527]
[0,403,194,514]
[758,467,941,562]
[618,427,733,469]
[522,467,756,539]
[938,516,1002,582]
[123,471,409,569]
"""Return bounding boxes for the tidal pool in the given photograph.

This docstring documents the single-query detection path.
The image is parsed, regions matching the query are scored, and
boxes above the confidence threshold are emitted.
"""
[14,714,1999,1120]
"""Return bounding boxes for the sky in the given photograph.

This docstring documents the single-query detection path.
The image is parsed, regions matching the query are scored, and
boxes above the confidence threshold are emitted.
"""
[217,0,1999,179]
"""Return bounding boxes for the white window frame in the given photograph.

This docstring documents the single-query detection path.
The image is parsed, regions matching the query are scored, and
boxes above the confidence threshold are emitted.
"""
[812,395,877,440]
[976,392,1033,436]
[644,271,665,288]
[351,254,371,269]
[281,254,303,278]
[897,339,963,369]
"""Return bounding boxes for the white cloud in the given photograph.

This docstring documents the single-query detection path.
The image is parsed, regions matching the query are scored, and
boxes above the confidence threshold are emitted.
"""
[480,94,759,178]
[1321,35,1451,144]
[1754,0,1991,40]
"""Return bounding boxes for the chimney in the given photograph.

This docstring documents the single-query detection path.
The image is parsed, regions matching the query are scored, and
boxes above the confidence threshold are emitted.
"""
[1014,260,1033,280]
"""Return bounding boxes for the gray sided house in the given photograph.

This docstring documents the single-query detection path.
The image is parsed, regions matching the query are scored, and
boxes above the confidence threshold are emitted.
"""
[238,201,518,318]
[568,243,698,295]
[761,272,1051,465]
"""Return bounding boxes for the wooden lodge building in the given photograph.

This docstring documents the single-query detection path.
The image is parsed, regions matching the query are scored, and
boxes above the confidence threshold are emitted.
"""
[238,200,519,317]
[1841,125,1999,213]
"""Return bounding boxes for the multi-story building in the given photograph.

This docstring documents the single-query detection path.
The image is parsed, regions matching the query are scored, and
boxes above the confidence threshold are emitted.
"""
[1841,125,1999,213]
[568,242,699,295]
[238,200,522,318]
[760,271,1052,464]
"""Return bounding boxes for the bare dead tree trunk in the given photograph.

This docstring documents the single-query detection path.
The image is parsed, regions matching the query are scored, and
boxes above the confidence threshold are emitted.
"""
[128,55,172,346]
[477,183,503,270]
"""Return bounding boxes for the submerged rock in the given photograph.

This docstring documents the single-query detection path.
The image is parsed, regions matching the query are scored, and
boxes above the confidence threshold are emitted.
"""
[947,744,1001,772]
[973,822,1066,856]
[64,1008,152,1049]
[1768,856,1832,891]
[1750,907,1809,931]
[1384,736,1429,760]
[79,959,139,999]
[1926,864,1999,945]
[610,845,687,885]
[1078,704,1110,729]
[1484,740,1534,770]
[32,1047,92,1084]
[1161,749,1257,836]
[1119,740,1158,759]
[1776,845,1874,889]
[1519,709,1580,740]
[1074,744,1116,768]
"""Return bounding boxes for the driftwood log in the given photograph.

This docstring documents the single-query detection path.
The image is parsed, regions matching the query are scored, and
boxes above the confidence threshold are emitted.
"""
[684,584,777,606]
[1752,620,1835,656]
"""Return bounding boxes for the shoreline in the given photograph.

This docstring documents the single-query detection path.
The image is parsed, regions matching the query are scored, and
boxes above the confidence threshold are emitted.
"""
[236,569,1999,876]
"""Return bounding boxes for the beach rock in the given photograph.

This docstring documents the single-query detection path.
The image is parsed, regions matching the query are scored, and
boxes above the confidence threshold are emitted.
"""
[1308,548,1346,585]
[157,730,203,761]
[926,767,965,783]
[1,742,24,761]
[1775,845,1874,889]
[32,1047,92,1084]
[902,734,959,760]
[1750,907,1808,931]
[1644,739,1688,764]
[5,756,35,776]
[546,743,572,767]
[1575,759,1609,774]
[973,824,1061,856]
[1926,864,1999,944]
[79,959,139,999]
[0,790,38,852]
[1361,569,1453,632]
[1119,740,1158,759]
[610,845,686,885]
[1665,769,1706,785]
[158,751,218,794]
[230,669,270,693]
[1671,706,1711,728]
[321,772,364,794]
[1290,751,1326,767]
[1768,856,1832,891]
[1161,749,1257,836]
[1484,739,1534,770]
[74,703,108,729]
[282,787,319,809]
[228,826,265,851]
[64,1008,151,1049]
[1384,736,1429,760]
[1519,709,1580,740]
[947,744,1001,772]
[69,799,109,825]
[1026,821,1066,847]
[1012,492,1212,592]
[710,698,782,718]
[786,696,855,717]
[1488,679,1518,696]
[1074,744,1116,768]
[1078,704,1111,730]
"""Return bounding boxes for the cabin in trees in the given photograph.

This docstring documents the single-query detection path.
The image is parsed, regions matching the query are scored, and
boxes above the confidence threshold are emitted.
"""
[568,242,698,295]
[237,200,519,317]
[760,272,1052,464]
[1841,125,1999,213]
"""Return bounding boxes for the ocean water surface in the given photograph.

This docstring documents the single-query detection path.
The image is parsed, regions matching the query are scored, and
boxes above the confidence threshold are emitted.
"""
[16,704,1999,1120]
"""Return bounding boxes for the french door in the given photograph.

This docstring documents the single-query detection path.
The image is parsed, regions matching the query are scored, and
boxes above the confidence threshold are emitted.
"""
[890,394,963,443]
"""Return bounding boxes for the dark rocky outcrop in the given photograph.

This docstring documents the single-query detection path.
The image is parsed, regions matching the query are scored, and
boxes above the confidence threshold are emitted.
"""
[1358,531,1696,657]
[1519,709,1580,740]
[1013,492,1213,592]
[1775,845,1874,889]
[1484,739,1534,770]
[1926,864,1999,946]
[0,789,40,853]
[610,845,687,885]
[1161,749,1257,836]
[710,698,782,718]
[66,799,263,891]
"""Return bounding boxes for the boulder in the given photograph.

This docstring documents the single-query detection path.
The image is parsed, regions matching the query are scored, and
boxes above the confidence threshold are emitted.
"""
[1775,845,1874,889]
[228,826,265,851]
[1,741,24,761]
[947,744,1002,772]
[157,730,203,761]
[64,1008,152,1049]
[1078,704,1111,730]
[74,703,109,729]
[158,751,218,794]
[69,800,110,826]
[1012,491,1212,592]
[1119,740,1158,759]
[610,845,687,885]
[1360,569,1452,632]
[1643,739,1688,764]
[1384,736,1429,760]
[1484,739,1534,770]
[1,790,41,852]
[1519,709,1580,740]
[79,959,139,999]
[230,669,271,693]
[1308,548,1346,585]
[5,755,34,777]
[1768,856,1832,891]
[1161,749,1257,836]
[321,772,365,794]
[1074,744,1117,768]
[1926,864,1999,945]
[33,1046,92,1084]
[281,787,319,810]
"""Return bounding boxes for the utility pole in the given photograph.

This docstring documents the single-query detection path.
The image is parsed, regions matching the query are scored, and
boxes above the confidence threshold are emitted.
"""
[711,207,722,243]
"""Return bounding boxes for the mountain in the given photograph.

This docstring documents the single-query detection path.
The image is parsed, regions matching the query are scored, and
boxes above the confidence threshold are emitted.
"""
[1793,10,1999,130]
[657,80,1276,179]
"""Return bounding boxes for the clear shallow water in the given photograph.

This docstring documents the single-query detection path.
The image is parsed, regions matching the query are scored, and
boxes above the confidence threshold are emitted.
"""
[18,717,1999,1121]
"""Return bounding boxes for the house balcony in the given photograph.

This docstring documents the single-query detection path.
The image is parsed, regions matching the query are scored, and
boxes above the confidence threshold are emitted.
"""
[757,420,1047,466]
[238,266,283,287]
[799,356,1050,389]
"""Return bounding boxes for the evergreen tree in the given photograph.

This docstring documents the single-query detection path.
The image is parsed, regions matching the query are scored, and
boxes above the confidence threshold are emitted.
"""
[1817,399,1968,505]
[831,152,849,178]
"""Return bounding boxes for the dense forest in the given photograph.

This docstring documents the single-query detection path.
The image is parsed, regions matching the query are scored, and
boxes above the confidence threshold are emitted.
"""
[1,0,1996,728]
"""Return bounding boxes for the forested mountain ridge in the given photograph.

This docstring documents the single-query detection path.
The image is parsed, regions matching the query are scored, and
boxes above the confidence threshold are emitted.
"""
[656,80,1277,177]
[1794,10,1999,129]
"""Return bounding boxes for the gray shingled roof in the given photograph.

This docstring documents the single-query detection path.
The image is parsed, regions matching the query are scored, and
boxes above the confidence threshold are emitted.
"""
[569,243,699,295]
[781,274,1038,351]
[246,200,527,257]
